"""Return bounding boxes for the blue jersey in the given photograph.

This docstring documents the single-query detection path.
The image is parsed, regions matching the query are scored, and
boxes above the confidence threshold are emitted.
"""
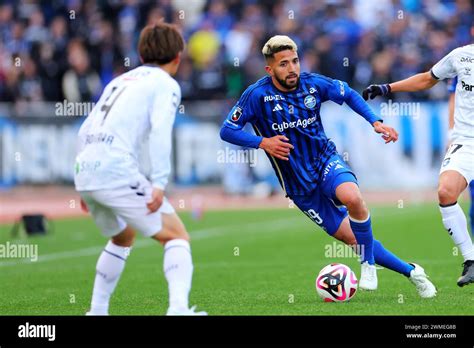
[222,72,355,196]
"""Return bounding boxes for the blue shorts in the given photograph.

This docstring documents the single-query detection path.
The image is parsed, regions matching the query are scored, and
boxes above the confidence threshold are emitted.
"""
[291,154,357,236]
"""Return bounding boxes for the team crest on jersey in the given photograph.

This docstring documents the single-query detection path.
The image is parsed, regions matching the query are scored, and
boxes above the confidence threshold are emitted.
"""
[231,107,242,122]
[304,95,317,109]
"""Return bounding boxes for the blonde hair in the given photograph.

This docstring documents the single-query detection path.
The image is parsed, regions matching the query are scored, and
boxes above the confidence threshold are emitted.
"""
[262,35,298,59]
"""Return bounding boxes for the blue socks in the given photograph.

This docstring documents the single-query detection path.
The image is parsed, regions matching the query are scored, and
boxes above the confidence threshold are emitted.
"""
[349,214,415,277]
[373,239,414,277]
[349,215,375,265]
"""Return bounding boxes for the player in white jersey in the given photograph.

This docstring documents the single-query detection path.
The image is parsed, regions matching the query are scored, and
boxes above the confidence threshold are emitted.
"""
[75,22,206,315]
[363,28,474,286]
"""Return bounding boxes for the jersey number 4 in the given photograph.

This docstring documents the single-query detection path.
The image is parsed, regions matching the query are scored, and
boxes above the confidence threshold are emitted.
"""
[100,86,127,126]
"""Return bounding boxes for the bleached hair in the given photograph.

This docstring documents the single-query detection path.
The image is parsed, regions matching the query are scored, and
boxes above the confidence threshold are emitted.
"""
[262,35,298,59]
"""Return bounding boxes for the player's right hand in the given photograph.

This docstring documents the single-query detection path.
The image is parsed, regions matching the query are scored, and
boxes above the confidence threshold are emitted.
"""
[259,135,294,161]
[147,188,164,213]
[373,121,398,143]
[362,84,391,100]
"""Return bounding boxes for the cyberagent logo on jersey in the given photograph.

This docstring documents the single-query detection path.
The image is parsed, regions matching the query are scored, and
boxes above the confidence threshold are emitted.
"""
[272,115,317,132]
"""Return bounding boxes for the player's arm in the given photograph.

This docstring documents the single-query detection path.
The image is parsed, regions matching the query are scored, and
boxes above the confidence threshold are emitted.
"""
[147,82,180,212]
[220,93,294,161]
[322,78,398,143]
[346,87,398,143]
[389,72,439,92]
[363,48,458,99]
[363,72,438,99]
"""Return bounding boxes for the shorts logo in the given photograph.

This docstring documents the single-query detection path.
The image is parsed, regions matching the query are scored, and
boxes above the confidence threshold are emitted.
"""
[323,160,345,181]
[442,158,450,167]
[304,95,317,109]
[231,107,242,122]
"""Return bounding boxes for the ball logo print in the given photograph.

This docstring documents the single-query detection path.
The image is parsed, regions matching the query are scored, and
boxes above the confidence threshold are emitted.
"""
[304,95,317,109]
[316,263,358,302]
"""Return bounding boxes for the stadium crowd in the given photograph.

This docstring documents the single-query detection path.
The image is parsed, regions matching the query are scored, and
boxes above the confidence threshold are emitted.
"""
[0,0,472,106]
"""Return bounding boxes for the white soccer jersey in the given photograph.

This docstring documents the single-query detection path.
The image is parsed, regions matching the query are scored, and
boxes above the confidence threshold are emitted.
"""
[431,44,474,144]
[74,65,181,191]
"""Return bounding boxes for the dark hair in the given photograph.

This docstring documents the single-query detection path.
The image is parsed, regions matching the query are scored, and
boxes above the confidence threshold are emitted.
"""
[138,22,185,65]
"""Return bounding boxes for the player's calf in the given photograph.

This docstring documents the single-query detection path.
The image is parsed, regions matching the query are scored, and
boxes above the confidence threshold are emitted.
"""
[438,171,474,286]
[335,182,375,267]
[87,226,134,316]
[152,213,205,315]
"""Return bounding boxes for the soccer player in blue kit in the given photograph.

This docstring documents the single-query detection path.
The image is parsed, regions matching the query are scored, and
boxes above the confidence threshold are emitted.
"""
[220,35,436,298]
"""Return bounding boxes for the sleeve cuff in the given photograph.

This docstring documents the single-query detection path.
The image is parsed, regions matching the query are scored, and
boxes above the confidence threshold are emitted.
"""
[151,182,166,191]
[430,69,440,80]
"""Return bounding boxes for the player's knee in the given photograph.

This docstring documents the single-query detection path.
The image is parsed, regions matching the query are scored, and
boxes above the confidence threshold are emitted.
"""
[153,227,190,245]
[344,194,366,213]
[438,184,457,205]
[112,227,135,247]
[172,230,190,242]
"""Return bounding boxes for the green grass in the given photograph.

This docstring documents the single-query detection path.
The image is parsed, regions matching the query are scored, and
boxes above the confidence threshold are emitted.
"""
[0,203,472,315]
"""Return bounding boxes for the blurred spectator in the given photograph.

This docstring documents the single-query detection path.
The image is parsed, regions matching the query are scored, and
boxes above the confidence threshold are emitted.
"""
[38,42,64,101]
[24,8,49,44]
[0,0,471,110]
[16,55,43,102]
[62,39,101,102]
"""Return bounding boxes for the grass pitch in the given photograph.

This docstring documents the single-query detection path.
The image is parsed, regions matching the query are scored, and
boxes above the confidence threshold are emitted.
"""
[0,203,472,315]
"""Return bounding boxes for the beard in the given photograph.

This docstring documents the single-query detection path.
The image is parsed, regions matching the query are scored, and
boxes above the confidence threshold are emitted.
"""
[275,73,299,90]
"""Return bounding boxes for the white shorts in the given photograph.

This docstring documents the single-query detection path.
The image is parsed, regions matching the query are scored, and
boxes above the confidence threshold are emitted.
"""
[79,176,175,238]
[440,143,474,183]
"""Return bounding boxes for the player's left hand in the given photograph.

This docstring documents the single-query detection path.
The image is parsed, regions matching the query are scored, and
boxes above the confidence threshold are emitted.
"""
[147,188,164,213]
[362,84,391,100]
[373,121,398,143]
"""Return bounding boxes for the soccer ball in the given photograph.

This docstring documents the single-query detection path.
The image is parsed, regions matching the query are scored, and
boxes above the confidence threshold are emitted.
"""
[316,263,358,302]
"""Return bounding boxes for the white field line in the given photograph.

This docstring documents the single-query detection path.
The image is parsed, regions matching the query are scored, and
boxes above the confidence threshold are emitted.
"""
[0,217,301,267]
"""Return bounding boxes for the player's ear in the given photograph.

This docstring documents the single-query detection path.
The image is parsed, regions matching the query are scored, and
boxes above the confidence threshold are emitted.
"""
[264,65,273,76]
[173,52,181,65]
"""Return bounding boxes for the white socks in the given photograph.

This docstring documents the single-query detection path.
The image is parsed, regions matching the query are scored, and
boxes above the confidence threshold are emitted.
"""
[440,203,474,261]
[89,241,130,315]
[89,239,193,315]
[163,239,193,311]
